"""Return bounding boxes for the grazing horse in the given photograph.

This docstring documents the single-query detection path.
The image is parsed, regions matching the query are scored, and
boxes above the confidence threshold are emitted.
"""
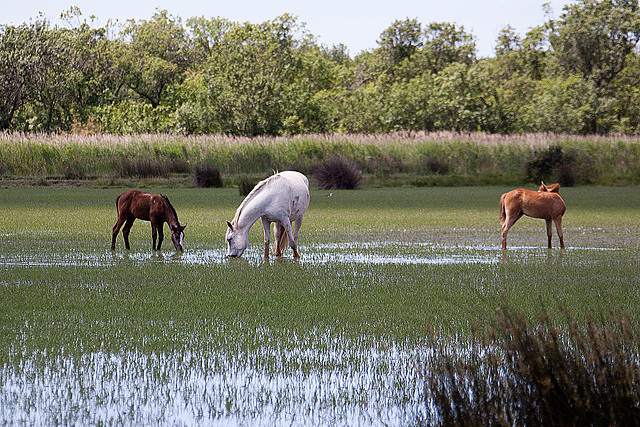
[111,190,186,252]
[225,171,310,258]
[500,182,566,249]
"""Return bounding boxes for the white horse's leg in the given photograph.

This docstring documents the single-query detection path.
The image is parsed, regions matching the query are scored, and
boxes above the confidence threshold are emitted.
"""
[261,217,271,258]
[554,216,565,249]
[292,217,303,242]
[274,223,286,256]
[281,219,299,257]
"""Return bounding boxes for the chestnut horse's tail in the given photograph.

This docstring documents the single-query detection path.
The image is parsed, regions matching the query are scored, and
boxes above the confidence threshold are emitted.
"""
[499,193,507,225]
[274,223,289,256]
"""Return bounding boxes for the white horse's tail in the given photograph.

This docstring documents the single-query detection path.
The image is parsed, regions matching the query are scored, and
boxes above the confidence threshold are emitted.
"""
[274,223,288,256]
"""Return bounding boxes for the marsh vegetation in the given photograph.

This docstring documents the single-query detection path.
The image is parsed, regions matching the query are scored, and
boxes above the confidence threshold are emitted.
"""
[1,186,639,424]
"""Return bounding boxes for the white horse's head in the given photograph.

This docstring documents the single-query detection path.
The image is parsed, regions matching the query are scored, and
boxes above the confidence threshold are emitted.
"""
[225,221,248,257]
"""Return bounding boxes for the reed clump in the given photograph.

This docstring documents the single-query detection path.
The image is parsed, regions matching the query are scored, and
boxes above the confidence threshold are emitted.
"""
[1,132,639,186]
[424,307,640,426]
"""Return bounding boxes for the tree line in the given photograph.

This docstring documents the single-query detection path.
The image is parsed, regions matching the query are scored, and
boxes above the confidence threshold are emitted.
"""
[2,0,640,136]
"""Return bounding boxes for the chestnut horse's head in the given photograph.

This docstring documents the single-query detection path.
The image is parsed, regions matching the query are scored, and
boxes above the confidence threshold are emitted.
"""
[538,182,560,193]
[170,223,187,252]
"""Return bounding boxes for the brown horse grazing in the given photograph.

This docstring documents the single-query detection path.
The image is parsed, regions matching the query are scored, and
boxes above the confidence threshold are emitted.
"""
[499,182,566,250]
[111,190,186,251]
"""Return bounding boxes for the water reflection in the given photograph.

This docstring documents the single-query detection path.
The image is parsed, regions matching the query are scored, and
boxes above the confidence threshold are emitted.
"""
[0,243,621,268]
[0,332,428,425]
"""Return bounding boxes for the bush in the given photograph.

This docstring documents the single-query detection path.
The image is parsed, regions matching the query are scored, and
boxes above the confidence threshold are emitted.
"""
[194,164,223,188]
[238,175,257,196]
[313,157,362,190]
[425,156,450,175]
[526,145,576,186]
[424,307,640,426]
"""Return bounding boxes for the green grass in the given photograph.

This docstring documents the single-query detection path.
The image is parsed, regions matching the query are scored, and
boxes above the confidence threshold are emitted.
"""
[0,186,639,424]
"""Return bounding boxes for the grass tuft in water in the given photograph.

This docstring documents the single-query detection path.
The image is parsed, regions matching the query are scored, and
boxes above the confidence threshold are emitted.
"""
[424,306,640,426]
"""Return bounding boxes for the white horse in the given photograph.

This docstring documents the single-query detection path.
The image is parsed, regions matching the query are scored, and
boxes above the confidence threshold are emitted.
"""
[225,171,310,258]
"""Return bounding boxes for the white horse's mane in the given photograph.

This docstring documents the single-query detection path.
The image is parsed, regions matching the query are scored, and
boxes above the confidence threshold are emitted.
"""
[232,173,282,223]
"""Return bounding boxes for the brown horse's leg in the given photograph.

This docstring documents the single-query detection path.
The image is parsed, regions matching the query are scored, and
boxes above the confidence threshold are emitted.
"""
[150,221,158,251]
[156,221,165,251]
[122,218,135,250]
[554,217,565,249]
[545,219,553,249]
[111,216,127,250]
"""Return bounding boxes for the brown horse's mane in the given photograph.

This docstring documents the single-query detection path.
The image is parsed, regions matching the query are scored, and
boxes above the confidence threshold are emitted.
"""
[161,195,180,224]
[233,173,282,223]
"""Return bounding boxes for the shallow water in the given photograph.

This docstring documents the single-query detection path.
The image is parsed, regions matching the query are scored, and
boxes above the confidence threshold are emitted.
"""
[1,328,427,425]
[0,241,619,268]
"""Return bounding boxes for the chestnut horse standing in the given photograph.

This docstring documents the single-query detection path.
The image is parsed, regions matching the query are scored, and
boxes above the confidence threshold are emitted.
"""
[500,182,566,249]
[111,190,186,252]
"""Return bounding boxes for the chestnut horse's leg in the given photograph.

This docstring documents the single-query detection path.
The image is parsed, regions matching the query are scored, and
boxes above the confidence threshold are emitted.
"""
[545,219,553,249]
[501,211,523,250]
[261,217,271,258]
[111,216,127,250]
[554,216,565,249]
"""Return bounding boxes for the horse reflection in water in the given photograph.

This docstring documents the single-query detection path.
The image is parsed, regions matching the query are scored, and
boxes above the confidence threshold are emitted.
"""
[111,190,186,252]
[500,182,566,250]
[226,171,310,258]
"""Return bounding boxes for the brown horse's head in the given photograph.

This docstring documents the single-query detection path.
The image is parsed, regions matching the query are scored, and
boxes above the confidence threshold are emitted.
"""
[538,182,560,193]
[170,223,187,252]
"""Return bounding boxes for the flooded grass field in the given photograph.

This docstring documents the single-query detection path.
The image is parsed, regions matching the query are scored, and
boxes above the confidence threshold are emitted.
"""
[1,186,639,424]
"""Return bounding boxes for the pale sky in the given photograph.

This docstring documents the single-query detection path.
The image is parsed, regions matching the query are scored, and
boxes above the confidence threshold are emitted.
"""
[4,0,574,58]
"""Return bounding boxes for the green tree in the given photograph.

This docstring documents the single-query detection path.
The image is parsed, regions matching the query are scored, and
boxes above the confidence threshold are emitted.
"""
[421,22,476,74]
[0,21,47,130]
[118,10,192,108]
[378,18,422,69]
[549,0,640,89]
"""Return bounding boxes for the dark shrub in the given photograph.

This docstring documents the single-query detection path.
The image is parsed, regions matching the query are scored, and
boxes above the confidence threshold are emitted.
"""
[425,156,450,175]
[238,175,257,196]
[424,307,640,426]
[194,164,223,188]
[313,158,362,190]
[526,145,576,186]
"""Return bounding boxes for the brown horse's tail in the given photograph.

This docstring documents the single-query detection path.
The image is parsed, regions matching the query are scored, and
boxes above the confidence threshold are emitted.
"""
[115,194,122,215]
[274,223,289,256]
[499,193,506,225]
